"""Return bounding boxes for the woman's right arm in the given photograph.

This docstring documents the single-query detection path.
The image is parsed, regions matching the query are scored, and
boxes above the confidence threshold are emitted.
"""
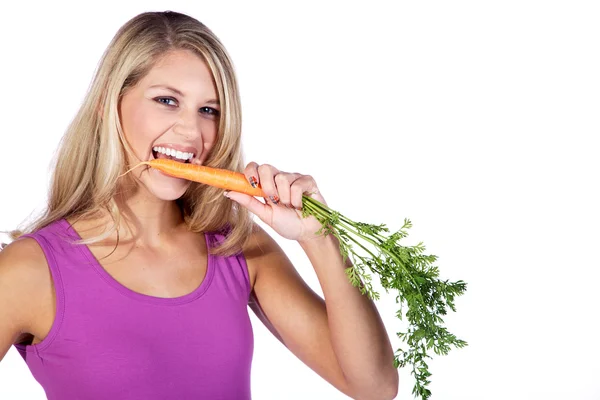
[0,238,47,362]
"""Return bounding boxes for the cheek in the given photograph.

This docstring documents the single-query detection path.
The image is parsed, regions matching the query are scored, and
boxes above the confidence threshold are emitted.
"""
[121,98,171,155]
[198,125,219,162]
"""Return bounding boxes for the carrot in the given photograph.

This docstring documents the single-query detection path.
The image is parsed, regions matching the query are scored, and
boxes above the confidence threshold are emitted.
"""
[138,159,265,197]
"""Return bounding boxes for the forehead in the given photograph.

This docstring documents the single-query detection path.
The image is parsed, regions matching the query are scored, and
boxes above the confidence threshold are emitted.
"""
[140,49,217,95]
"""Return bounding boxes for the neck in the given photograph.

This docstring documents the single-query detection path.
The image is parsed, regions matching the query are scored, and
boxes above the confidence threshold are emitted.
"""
[75,183,187,249]
[114,189,185,247]
[69,180,187,248]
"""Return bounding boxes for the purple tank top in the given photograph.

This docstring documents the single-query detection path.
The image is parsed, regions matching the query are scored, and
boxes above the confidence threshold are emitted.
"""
[13,219,254,399]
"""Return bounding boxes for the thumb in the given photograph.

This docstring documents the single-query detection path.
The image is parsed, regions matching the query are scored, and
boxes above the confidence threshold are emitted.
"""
[224,191,270,221]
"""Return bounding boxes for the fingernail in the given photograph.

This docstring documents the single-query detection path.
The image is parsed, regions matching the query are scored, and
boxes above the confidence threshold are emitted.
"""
[248,176,258,188]
[269,195,280,204]
[223,190,230,198]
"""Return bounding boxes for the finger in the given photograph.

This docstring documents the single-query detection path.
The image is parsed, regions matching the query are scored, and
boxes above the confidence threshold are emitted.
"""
[274,172,302,208]
[224,190,271,222]
[291,175,323,209]
[244,161,261,191]
[290,183,305,210]
[256,164,281,205]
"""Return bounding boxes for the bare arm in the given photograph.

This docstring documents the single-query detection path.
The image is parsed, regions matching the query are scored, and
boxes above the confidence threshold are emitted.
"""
[0,238,50,362]
[298,233,399,399]
[245,225,398,400]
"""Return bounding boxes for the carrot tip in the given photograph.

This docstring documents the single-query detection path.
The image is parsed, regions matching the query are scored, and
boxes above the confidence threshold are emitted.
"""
[118,161,148,178]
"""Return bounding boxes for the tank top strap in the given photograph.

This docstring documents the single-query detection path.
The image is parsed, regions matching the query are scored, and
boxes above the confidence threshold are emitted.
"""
[14,219,79,355]
[204,224,252,303]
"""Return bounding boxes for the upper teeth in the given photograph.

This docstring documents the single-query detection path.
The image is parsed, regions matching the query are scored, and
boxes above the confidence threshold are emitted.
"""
[153,146,194,161]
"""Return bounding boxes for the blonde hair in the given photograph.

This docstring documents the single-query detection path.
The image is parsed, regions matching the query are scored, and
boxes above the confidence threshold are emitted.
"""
[8,11,254,256]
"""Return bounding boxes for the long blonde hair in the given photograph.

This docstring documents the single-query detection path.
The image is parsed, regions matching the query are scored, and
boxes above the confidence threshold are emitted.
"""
[8,11,254,256]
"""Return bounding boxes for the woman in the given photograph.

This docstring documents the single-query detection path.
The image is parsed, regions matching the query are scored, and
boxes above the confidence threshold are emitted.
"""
[0,10,398,399]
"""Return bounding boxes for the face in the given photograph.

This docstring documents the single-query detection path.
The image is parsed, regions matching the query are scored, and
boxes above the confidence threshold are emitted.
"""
[119,49,220,200]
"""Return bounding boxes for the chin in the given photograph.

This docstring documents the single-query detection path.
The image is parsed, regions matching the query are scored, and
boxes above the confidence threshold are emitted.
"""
[150,185,189,201]
[143,169,191,201]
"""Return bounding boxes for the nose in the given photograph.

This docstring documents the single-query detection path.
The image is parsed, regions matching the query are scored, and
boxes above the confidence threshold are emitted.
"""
[173,109,201,139]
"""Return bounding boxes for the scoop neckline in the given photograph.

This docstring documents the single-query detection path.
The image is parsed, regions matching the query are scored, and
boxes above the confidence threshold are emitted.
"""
[60,219,215,306]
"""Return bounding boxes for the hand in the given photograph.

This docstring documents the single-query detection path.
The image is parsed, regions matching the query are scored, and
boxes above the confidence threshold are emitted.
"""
[224,162,328,242]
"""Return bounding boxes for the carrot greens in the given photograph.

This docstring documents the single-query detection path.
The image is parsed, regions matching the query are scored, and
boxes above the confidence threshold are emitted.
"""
[301,195,467,400]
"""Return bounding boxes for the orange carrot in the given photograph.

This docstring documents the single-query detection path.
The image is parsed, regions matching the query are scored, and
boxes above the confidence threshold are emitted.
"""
[138,159,266,197]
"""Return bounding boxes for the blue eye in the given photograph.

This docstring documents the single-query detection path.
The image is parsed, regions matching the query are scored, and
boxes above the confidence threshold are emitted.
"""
[155,97,177,106]
[200,107,220,117]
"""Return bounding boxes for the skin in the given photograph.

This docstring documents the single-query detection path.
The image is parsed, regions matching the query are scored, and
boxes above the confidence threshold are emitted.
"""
[0,49,398,399]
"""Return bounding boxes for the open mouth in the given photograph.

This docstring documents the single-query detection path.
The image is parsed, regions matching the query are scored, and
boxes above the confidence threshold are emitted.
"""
[152,146,195,164]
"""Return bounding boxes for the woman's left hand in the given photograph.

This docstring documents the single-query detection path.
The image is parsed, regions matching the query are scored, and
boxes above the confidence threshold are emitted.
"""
[224,162,328,242]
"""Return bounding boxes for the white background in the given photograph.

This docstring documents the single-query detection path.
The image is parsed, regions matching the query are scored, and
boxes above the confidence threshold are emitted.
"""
[0,1,599,399]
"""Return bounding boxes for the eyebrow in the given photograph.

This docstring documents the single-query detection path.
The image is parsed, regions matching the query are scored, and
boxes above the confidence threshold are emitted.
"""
[149,84,220,105]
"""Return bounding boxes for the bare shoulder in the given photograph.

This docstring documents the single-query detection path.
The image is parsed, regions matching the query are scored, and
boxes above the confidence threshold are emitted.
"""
[241,223,285,258]
[0,237,50,287]
[241,223,291,288]
[0,238,53,344]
